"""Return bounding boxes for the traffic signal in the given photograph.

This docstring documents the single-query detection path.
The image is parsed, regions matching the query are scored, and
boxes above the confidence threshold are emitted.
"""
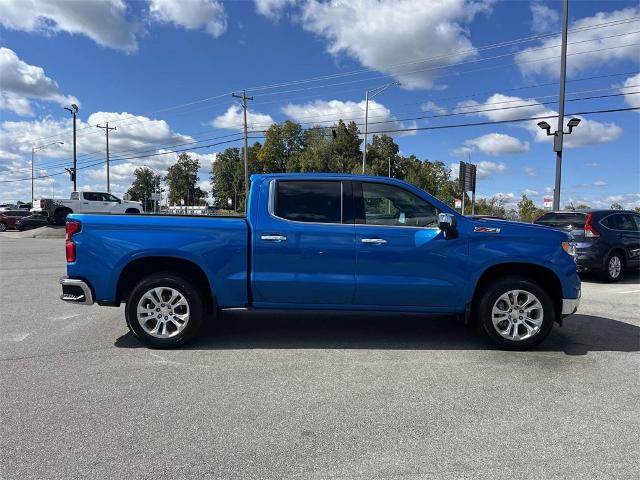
[65,168,76,183]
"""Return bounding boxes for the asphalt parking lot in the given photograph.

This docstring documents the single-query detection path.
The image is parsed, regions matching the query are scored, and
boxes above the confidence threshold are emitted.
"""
[1,235,639,480]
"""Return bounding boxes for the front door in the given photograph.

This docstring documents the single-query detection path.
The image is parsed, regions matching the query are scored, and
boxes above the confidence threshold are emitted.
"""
[252,179,356,306]
[352,181,468,310]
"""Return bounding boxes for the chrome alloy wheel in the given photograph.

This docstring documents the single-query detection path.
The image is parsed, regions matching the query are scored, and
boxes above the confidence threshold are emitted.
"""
[491,289,544,342]
[136,287,190,339]
[608,256,622,279]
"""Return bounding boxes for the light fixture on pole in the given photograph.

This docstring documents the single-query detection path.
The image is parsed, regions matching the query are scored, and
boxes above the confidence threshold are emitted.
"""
[537,117,581,210]
[64,104,79,190]
[31,141,64,203]
[362,81,400,173]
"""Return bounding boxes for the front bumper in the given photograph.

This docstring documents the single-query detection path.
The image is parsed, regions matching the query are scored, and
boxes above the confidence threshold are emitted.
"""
[60,277,94,305]
[562,293,580,316]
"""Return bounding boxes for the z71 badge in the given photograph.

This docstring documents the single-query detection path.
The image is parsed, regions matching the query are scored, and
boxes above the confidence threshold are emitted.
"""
[474,226,501,233]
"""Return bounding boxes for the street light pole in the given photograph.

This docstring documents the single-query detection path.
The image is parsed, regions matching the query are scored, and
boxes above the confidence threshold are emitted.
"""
[64,104,79,191]
[362,81,400,173]
[553,0,569,211]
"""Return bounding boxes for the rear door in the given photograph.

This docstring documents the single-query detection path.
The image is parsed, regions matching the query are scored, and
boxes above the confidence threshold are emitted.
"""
[252,179,356,306]
[352,181,467,309]
[80,192,102,213]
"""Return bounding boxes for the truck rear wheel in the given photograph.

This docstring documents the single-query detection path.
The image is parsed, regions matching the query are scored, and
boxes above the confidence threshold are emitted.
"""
[475,276,555,350]
[125,272,203,348]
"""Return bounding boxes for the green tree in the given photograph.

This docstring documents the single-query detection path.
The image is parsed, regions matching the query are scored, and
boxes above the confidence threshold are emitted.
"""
[634,207,640,213]
[165,153,207,206]
[126,166,162,212]
[474,196,507,218]
[257,121,303,173]
[294,126,332,172]
[610,202,623,210]
[365,134,399,176]
[517,194,544,222]
[331,120,362,173]
[211,147,243,210]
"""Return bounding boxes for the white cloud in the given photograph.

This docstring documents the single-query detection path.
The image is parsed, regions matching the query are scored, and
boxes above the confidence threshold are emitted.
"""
[0,47,79,117]
[455,93,623,148]
[515,7,640,77]
[149,0,227,38]
[457,133,529,156]
[586,161,600,167]
[281,98,415,136]
[421,100,448,115]
[0,0,139,53]
[524,166,536,176]
[593,180,607,187]
[523,189,540,196]
[211,105,274,131]
[0,112,199,201]
[618,73,640,109]
[298,0,492,89]
[255,0,298,20]
[530,1,559,34]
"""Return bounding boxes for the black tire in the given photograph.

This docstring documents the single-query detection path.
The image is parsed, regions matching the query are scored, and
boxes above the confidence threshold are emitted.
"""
[601,251,624,283]
[125,208,140,214]
[0,222,7,232]
[474,276,555,350]
[125,272,203,348]
[53,208,71,226]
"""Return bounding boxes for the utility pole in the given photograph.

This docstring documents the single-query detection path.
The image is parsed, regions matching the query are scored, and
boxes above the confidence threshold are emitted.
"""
[362,81,400,173]
[232,90,253,211]
[96,122,116,192]
[64,104,79,190]
[553,0,569,211]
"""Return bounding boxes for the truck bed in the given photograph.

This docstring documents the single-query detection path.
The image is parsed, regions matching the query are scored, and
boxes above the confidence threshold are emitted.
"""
[67,213,249,307]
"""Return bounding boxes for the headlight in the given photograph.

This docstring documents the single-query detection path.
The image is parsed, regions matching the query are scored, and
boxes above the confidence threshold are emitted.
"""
[562,241,576,258]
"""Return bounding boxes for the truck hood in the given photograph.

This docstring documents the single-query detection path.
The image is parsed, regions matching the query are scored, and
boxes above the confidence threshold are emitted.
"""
[468,218,571,241]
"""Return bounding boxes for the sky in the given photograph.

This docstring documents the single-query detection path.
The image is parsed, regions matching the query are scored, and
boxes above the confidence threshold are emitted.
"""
[0,0,638,209]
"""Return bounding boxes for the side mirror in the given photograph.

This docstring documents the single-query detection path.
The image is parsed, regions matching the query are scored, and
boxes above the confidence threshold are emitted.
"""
[438,212,457,238]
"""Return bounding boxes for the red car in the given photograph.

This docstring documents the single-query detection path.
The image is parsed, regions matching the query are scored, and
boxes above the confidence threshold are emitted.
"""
[0,210,31,231]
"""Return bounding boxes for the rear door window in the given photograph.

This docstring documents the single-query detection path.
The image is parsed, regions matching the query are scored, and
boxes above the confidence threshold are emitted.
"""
[274,181,342,224]
[604,213,637,231]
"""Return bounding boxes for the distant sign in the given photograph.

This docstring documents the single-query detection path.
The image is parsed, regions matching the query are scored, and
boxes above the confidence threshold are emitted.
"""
[458,161,477,193]
[150,193,162,201]
[454,198,462,209]
[543,197,553,209]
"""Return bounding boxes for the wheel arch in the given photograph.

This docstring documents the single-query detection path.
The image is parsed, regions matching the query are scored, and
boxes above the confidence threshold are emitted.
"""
[116,256,216,313]
[472,262,563,321]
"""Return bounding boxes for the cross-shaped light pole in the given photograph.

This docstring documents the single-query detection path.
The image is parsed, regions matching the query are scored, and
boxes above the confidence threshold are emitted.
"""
[32,141,64,202]
[362,81,400,173]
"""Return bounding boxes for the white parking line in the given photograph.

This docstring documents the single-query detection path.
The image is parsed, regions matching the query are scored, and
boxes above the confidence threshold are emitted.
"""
[617,289,640,294]
[5,333,32,342]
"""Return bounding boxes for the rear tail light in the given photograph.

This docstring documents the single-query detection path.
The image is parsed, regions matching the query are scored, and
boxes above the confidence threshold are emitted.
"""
[39,199,45,208]
[584,212,600,238]
[66,221,81,262]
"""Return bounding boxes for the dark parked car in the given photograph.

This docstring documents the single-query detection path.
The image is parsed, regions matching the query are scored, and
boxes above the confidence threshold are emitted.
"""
[15,213,50,231]
[0,210,31,231]
[534,210,640,282]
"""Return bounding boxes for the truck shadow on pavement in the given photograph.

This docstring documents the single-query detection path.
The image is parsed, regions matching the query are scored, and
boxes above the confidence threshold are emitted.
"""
[115,312,639,356]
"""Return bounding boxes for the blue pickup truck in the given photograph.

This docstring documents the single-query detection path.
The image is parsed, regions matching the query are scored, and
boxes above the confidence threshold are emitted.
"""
[60,174,580,350]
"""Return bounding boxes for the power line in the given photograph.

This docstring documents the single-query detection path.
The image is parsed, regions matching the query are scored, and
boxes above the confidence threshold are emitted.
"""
[3,16,637,148]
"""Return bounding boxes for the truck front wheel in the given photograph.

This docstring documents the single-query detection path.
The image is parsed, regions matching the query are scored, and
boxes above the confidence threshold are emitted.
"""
[125,272,203,348]
[475,276,555,350]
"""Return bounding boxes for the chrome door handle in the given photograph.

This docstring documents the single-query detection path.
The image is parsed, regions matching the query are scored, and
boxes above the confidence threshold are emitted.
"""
[361,238,387,244]
[261,235,287,242]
